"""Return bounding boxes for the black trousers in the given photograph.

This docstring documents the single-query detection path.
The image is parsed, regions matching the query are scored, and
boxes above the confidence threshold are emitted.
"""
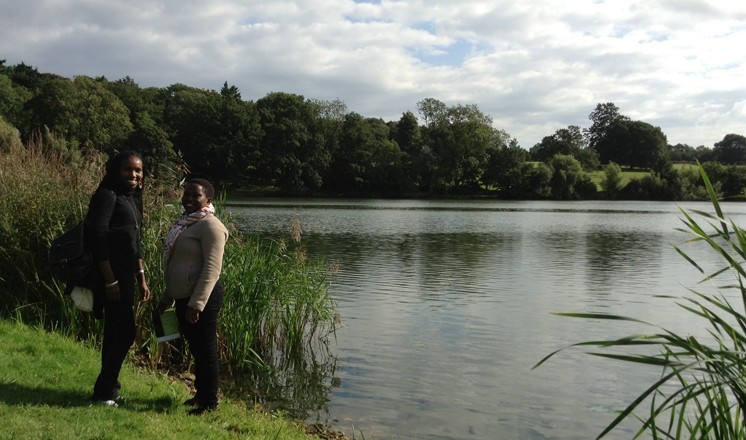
[92,269,136,400]
[175,282,224,407]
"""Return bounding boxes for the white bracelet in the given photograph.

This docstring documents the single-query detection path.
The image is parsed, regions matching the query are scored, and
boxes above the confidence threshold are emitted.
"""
[105,280,119,287]
[138,269,145,274]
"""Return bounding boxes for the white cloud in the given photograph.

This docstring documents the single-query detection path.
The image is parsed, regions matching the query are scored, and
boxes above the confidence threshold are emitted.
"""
[1,0,744,148]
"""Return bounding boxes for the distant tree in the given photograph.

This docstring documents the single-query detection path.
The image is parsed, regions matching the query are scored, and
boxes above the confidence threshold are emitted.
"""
[548,154,595,199]
[157,82,259,183]
[619,162,682,201]
[310,98,348,163]
[159,83,222,178]
[700,162,746,198]
[365,117,404,194]
[418,102,495,192]
[621,174,668,200]
[325,112,373,194]
[125,111,179,179]
[601,162,623,197]
[524,162,553,198]
[8,62,54,92]
[393,111,422,156]
[482,133,530,197]
[574,147,600,170]
[713,134,746,165]
[447,104,494,191]
[530,125,585,161]
[392,111,423,192]
[585,102,629,156]
[668,143,697,162]
[102,76,180,177]
[676,166,710,201]
[695,145,715,162]
[256,92,328,194]
[216,83,261,182]
[220,81,240,100]
[416,97,448,128]
[106,76,164,123]
[596,119,669,170]
[532,125,600,170]
[719,166,746,198]
[0,74,32,128]
[24,76,133,154]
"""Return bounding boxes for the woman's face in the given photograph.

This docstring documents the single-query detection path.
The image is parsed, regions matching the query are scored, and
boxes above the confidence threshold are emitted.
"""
[118,156,144,190]
[182,183,210,213]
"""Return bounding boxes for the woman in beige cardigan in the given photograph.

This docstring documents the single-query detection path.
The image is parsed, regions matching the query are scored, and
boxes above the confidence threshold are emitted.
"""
[160,178,228,415]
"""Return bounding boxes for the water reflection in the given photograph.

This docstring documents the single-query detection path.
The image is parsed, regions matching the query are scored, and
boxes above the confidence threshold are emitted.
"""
[227,346,338,420]
[584,229,665,295]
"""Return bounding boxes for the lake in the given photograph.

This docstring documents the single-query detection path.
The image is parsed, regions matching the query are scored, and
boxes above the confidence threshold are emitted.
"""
[226,199,746,440]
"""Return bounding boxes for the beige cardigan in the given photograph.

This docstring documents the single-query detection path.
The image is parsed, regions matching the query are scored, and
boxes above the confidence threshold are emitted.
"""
[163,214,228,311]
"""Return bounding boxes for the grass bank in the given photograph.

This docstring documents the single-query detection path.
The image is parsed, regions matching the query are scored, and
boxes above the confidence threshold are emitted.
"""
[587,167,649,189]
[0,318,323,440]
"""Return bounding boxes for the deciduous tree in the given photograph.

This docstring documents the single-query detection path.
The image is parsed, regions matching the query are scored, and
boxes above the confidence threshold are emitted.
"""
[585,102,629,155]
[713,134,746,164]
[256,92,328,194]
[25,76,133,154]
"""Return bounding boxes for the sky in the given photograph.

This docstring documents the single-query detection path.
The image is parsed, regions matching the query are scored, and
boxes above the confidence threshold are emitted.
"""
[1,0,744,149]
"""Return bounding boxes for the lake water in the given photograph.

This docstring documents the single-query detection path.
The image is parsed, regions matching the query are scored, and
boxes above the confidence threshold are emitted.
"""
[227,199,746,440]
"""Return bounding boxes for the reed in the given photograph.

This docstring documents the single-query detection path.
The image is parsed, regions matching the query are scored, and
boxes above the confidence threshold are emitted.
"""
[535,163,746,439]
[0,139,102,325]
[215,215,337,413]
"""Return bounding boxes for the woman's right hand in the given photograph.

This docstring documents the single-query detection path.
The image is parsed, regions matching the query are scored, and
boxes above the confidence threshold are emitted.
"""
[97,260,119,301]
[105,282,121,301]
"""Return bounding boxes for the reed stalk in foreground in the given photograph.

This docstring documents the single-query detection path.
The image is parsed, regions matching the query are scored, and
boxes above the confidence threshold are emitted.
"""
[535,164,746,439]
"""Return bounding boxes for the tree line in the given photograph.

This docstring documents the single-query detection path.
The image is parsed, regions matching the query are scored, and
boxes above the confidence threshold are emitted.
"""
[1,60,745,199]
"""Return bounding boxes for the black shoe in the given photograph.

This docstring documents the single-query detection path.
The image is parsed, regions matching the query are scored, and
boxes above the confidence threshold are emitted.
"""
[184,397,201,407]
[187,404,217,416]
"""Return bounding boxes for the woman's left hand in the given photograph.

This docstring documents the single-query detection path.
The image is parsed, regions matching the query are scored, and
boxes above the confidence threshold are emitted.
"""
[138,279,151,302]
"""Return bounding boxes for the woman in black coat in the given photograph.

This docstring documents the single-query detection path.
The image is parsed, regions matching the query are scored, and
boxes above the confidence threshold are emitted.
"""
[87,150,151,406]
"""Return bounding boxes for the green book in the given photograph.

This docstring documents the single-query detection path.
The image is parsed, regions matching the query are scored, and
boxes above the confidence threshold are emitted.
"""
[153,308,181,343]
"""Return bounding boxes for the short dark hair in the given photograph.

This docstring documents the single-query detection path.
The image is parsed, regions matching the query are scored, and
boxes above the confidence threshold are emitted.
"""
[187,178,215,199]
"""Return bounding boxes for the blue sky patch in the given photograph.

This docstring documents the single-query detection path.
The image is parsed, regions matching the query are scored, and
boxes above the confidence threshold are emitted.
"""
[412,39,477,67]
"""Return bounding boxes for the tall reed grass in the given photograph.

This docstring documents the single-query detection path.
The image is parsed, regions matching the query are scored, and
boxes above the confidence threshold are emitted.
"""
[0,140,102,327]
[535,164,746,439]
[1,141,338,414]
[218,220,338,416]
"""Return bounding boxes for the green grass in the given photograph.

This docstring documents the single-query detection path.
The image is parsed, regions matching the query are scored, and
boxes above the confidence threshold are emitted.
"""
[588,168,649,189]
[0,318,317,440]
[672,163,699,172]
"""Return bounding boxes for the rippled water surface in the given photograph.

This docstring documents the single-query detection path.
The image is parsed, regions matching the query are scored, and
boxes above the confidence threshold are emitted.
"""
[227,199,746,440]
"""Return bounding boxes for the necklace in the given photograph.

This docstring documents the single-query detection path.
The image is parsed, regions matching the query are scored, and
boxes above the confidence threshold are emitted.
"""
[123,196,140,232]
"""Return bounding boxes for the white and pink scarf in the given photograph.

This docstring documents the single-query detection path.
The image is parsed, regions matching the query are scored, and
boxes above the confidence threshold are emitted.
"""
[163,203,216,268]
